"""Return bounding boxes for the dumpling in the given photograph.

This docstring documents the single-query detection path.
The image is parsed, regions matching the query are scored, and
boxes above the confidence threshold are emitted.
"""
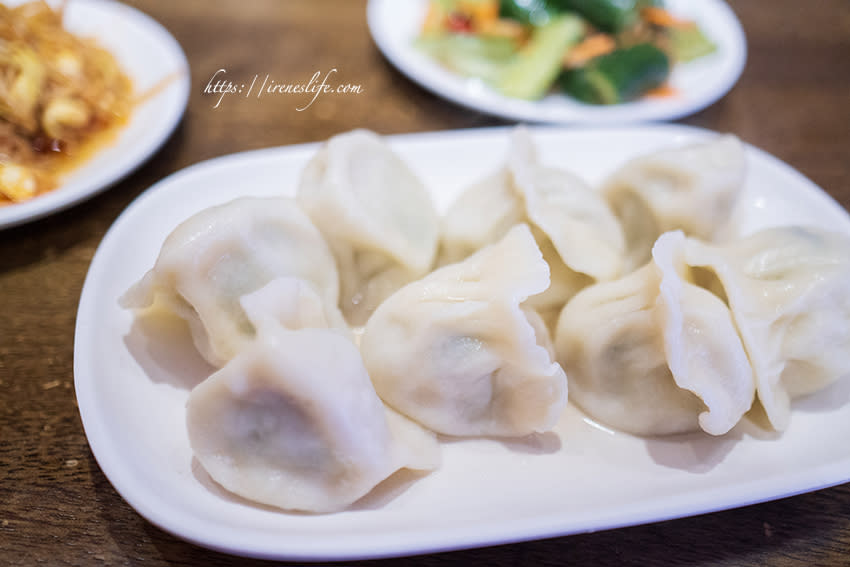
[296,129,439,326]
[509,128,624,284]
[683,226,850,431]
[120,197,345,367]
[439,166,524,265]
[602,135,745,272]
[186,278,440,513]
[555,231,755,436]
[360,224,568,437]
[440,126,623,317]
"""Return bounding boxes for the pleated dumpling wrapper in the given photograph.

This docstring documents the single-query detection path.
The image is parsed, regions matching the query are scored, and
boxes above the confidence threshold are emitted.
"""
[683,226,850,431]
[440,126,625,317]
[186,277,441,513]
[602,135,746,272]
[360,224,568,437]
[120,197,346,367]
[297,129,439,326]
[555,231,755,437]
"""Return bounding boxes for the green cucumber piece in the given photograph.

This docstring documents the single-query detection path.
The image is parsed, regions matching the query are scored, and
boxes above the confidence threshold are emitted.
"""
[496,14,584,100]
[499,0,557,26]
[549,0,641,32]
[416,35,517,83]
[669,25,716,62]
[559,43,670,104]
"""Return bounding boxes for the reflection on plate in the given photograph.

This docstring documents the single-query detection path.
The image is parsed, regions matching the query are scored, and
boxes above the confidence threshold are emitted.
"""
[0,0,190,229]
[367,0,746,124]
[75,125,850,561]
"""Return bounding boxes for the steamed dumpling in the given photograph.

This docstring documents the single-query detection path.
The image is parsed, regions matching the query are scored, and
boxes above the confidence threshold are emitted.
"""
[296,129,439,326]
[439,166,523,265]
[555,231,755,436]
[509,128,624,284]
[440,127,623,316]
[186,278,440,513]
[603,135,745,271]
[360,224,568,437]
[120,197,346,367]
[683,226,850,431]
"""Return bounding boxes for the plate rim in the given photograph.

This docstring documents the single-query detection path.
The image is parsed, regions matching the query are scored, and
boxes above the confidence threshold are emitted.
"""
[0,0,191,230]
[75,124,850,561]
[366,0,748,124]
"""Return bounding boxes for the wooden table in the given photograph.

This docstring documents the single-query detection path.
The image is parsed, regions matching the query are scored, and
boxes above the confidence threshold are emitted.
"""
[2,1,849,564]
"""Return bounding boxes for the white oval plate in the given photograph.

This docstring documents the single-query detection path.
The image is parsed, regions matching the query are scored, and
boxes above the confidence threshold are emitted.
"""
[75,125,850,561]
[368,0,747,124]
[0,0,190,229]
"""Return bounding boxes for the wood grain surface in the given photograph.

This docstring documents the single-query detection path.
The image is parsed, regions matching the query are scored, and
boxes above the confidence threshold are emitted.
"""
[1,1,849,565]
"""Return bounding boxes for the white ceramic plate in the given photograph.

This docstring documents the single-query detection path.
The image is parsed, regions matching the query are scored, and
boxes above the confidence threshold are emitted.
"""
[367,0,747,124]
[0,0,190,229]
[75,125,850,561]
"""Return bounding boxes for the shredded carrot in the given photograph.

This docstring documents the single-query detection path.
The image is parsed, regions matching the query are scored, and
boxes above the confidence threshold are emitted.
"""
[644,83,679,98]
[476,18,528,41]
[460,0,499,26]
[641,7,696,29]
[563,34,616,68]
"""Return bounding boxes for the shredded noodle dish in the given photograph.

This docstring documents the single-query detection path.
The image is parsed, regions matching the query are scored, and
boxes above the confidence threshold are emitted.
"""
[0,1,133,204]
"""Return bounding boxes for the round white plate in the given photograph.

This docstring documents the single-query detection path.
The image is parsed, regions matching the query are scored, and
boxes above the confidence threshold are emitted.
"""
[0,0,190,229]
[367,0,747,124]
[75,125,850,561]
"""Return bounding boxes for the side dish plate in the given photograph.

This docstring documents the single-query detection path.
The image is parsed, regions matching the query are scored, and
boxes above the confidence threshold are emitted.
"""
[367,0,746,124]
[0,0,190,229]
[75,125,850,561]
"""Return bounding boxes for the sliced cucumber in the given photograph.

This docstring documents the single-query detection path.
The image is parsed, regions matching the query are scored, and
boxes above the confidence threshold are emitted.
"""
[549,0,641,32]
[499,0,557,26]
[669,25,716,62]
[496,14,584,100]
[559,43,670,104]
[416,35,518,83]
